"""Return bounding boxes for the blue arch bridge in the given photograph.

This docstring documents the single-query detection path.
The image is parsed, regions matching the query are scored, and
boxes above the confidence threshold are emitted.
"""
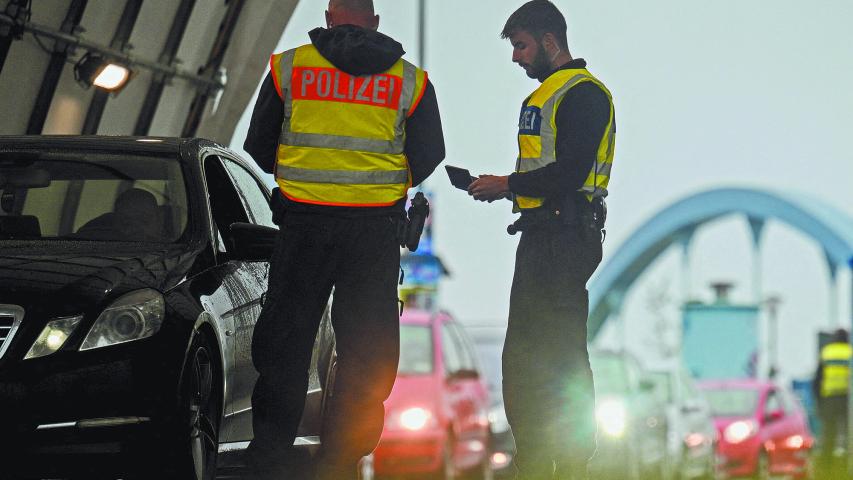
[589,187,853,341]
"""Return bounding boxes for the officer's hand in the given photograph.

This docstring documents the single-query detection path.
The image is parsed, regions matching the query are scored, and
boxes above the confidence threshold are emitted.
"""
[469,175,510,202]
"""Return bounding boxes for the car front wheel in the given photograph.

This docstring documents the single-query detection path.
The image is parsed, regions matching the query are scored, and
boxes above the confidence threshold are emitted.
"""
[138,333,221,480]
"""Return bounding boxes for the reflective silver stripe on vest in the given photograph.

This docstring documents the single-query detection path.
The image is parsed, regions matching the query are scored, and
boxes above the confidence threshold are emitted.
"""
[280,131,404,155]
[518,156,553,171]
[396,61,417,134]
[277,166,408,185]
[279,49,296,120]
[539,74,593,163]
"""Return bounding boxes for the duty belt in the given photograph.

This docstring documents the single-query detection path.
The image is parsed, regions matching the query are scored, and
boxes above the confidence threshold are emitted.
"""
[507,197,606,236]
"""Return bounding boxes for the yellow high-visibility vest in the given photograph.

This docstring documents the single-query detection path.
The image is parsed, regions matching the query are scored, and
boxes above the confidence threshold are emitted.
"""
[820,342,852,398]
[270,44,428,207]
[514,68,615,212]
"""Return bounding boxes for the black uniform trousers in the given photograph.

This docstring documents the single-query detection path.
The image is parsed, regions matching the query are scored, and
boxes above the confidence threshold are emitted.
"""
[818,395,848,469]
[248,212,401,479]
[503,222,602,480]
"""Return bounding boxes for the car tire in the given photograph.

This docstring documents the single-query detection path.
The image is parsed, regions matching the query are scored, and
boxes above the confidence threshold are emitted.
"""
[140,332,221,480]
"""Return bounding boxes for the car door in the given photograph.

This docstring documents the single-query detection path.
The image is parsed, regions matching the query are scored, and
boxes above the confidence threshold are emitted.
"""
[217,154,329,440]
[761,388,794,453]
[198,154,268,442]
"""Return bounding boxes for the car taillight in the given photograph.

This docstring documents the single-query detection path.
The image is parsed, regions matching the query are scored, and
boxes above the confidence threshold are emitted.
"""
[399,407,432,431]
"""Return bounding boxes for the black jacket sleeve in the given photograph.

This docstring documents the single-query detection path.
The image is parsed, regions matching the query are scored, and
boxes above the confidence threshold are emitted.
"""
[507,81,611,198]
[243,74,446,184]
[243,73,284,174]
[406,81,445,187]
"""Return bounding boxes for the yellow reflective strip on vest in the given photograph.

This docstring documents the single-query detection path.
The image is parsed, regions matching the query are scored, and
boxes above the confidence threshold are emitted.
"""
[518,135,542,162]
[820,342,851,397]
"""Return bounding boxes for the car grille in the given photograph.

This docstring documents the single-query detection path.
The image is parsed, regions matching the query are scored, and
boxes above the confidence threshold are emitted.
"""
[0,305,25,360]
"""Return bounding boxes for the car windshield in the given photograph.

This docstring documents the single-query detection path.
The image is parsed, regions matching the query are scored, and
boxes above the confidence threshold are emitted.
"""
[701,387,759,417]
[590,353,629,394]
[398,325,433,375]
[0,151,188,242]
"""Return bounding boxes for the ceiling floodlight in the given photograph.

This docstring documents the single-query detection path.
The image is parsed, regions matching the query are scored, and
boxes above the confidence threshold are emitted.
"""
[74,52,132,93]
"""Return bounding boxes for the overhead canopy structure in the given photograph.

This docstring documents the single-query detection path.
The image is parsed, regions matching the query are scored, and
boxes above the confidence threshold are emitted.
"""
[588,187,853,339]
[0,0,299,143]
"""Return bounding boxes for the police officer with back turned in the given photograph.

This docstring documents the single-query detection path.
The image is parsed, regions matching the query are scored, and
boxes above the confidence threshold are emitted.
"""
[242,1,445,478]
[468,1,615,478]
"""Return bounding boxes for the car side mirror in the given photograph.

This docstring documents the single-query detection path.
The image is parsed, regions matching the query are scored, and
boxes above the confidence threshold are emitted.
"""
[765,408,784,423]
[227,222,279,262]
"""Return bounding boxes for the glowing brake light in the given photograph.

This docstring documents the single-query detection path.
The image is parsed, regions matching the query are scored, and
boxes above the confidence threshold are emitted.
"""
[399,407,432,431]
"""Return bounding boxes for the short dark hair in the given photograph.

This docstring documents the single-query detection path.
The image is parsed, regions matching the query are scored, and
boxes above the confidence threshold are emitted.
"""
[501,0,568,49]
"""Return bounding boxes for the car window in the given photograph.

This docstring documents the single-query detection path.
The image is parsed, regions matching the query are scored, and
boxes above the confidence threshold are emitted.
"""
[449,322,477,371]
[701,387,759,416]
[220,158,276,228]
[1,152,188,242]
[441,323,463,375]
[203,156,250,253]
[399,325,433,375]
[765,389,783,413]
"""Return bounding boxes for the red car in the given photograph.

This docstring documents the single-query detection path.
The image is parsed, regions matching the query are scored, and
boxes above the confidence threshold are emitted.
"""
[697,379,814,479]
[373,309,491,479]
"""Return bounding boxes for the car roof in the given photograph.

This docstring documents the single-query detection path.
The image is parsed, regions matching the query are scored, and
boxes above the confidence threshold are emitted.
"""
[0,135,214,156]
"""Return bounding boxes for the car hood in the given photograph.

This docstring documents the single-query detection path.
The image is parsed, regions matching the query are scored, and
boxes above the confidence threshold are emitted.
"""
[385,374,441,415]
[0,240,203,318]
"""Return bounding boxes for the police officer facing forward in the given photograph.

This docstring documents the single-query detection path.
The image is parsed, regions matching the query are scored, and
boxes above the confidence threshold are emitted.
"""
[813,328,851,472]
[242,0,445,478]
[469,1,615,478]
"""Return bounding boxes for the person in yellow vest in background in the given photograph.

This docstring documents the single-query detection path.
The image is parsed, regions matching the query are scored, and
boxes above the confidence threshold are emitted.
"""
[242,0,445,478]
[813,328,852,473]
[468,1,614,478]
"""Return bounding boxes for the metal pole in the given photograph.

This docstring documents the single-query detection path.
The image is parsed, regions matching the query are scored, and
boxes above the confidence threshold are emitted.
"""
[134,0,196,135]
[26,0,88,134]
[181,0,245,138]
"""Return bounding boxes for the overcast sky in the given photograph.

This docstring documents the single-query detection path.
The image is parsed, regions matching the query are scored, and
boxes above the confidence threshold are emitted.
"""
[231,0,853,379]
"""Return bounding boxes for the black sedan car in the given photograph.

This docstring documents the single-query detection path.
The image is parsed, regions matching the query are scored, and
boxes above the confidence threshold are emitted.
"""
[0,136,335,479]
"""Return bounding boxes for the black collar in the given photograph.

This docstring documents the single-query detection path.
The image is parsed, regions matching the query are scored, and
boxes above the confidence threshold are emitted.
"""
[539,58,587,82]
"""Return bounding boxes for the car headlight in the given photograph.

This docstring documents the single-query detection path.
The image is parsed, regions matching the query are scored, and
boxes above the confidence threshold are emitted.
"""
[596,399,627,438]
[723,419,758,444]
[25,315,83,359]
[80,289,165,351]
